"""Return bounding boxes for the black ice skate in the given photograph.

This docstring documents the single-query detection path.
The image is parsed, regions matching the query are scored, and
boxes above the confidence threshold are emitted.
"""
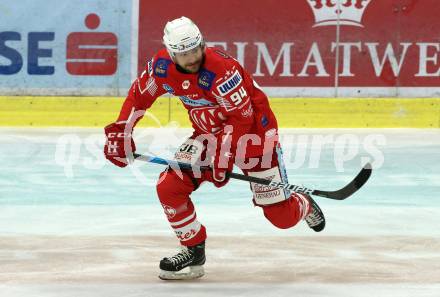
[305,196,326,232]
[159,241,206,280]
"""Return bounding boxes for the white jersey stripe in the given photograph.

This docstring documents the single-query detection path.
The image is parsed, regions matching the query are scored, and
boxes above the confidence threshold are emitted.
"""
[170,210,196,227]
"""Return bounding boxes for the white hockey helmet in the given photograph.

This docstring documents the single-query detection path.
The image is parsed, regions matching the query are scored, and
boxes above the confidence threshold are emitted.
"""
[163,16,204,57]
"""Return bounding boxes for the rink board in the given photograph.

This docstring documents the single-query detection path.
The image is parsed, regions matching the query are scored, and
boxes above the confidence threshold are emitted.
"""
[1,96,439,128]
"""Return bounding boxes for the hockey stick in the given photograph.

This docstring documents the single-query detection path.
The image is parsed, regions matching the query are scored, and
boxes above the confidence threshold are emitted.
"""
[133,153,372,200]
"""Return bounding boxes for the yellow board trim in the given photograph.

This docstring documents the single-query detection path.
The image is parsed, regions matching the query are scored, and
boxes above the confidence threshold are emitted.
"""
[0,96,439,128]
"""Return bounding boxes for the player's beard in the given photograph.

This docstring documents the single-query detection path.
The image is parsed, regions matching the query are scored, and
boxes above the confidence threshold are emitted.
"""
[184,58,202,73]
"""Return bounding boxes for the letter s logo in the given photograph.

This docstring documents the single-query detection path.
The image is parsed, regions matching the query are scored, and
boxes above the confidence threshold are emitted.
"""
[66,14,118,75]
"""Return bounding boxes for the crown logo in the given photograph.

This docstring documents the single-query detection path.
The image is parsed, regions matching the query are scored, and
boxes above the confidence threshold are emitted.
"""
[307,0,372,27]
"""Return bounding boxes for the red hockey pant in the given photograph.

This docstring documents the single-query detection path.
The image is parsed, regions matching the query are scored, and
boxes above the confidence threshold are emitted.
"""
[156,144,310,246]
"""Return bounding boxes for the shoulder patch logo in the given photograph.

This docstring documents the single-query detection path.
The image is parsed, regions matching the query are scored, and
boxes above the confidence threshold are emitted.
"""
[154,58,172,78]
[217,70,242,96]
[198,69,216,90]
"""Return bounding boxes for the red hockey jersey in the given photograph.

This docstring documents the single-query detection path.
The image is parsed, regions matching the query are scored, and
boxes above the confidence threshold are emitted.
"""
[117,47,278,158]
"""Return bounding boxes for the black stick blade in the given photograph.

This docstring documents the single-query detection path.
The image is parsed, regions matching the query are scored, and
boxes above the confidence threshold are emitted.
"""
[312,163,373,200]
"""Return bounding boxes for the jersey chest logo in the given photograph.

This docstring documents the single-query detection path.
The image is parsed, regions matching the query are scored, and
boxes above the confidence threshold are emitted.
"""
[198,69,216,90]
[189,106,225,134]
[217,70,242,96]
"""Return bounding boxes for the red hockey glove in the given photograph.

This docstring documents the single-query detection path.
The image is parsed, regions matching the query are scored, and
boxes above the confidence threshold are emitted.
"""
[104,122,136,168]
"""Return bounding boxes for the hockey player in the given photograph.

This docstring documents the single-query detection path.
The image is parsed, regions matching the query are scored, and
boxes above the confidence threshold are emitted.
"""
[104,16,325,280]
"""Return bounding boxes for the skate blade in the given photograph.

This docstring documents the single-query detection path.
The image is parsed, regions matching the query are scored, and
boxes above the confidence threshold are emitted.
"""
[159,265,204,280]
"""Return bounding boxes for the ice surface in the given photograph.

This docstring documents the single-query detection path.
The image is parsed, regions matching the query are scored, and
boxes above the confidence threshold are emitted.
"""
[0,128,439,297]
